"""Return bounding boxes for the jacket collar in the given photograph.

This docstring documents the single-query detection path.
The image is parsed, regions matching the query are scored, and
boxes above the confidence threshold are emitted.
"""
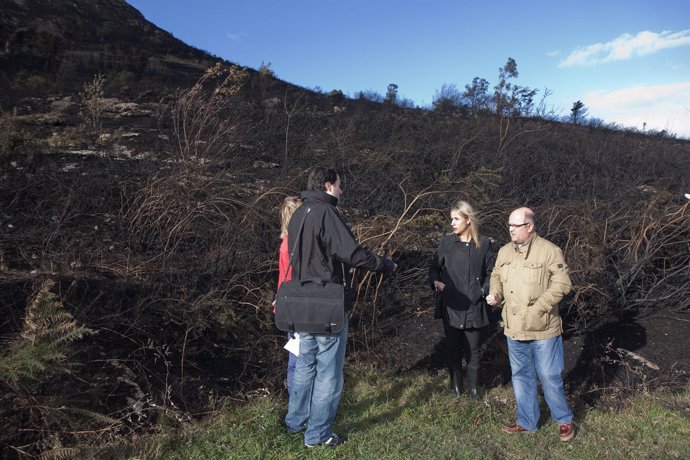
[300,189,339,207]
[513,234,539,259]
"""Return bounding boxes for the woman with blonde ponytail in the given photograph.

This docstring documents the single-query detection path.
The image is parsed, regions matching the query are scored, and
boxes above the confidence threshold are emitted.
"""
[274,196,302,393]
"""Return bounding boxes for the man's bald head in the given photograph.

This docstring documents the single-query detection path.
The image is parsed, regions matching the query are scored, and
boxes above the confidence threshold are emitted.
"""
[508,207,536,245]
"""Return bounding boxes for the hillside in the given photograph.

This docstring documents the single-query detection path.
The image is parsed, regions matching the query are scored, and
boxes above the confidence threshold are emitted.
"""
[1,0,689,457]
[1,0,228,102]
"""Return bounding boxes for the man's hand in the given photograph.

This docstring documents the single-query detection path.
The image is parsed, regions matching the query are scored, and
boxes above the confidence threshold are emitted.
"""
[486,293,500,306]
[388,257,398,271]
[382,258,397,275]
[434,281,445,292]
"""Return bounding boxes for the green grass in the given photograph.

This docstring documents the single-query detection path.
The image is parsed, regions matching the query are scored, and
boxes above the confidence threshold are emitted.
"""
[144,366,690,459]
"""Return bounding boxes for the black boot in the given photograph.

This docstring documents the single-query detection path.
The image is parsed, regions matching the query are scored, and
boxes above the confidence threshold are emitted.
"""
[466,366,480,400]
[451,366,463,396]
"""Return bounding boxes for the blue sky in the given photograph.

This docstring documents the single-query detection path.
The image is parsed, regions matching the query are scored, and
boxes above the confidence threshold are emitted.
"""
[126,0,690,138]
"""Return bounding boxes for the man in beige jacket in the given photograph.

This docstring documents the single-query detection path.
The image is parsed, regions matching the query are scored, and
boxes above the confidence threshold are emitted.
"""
[486,207,575,442]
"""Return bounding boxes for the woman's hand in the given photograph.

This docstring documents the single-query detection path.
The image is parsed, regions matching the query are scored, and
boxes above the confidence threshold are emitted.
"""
[434,281,445,292]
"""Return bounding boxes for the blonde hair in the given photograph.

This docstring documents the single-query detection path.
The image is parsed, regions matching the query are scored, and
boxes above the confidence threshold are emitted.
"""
[451,200,482,248]
[280,196,302,239]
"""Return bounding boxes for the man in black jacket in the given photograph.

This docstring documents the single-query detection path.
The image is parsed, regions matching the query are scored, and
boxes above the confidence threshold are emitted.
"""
[284,167,396,448]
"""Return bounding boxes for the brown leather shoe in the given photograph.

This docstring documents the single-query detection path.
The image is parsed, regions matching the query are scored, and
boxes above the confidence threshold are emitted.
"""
[501,422,529,434]
[558,422,575,442]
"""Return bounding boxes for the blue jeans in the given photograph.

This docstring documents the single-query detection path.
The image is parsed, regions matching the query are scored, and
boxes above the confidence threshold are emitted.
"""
[285,315,348,445]
[507,335,573,431]
[287,333,297,393]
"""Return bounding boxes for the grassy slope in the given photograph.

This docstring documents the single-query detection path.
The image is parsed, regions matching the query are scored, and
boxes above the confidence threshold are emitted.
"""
[147,365,690,459]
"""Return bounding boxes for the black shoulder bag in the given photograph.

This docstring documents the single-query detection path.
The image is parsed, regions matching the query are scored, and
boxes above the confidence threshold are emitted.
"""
[274,207,346,334]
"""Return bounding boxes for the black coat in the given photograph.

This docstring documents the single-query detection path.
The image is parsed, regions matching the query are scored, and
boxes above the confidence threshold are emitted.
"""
[287,190,393,308]
[429,234,495,329]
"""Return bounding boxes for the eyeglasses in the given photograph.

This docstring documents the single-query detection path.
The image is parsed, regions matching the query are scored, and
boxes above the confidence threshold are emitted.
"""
[508,223,531,229]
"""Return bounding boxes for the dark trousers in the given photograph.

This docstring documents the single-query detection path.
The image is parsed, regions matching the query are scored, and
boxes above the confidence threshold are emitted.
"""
[443,318,483,369]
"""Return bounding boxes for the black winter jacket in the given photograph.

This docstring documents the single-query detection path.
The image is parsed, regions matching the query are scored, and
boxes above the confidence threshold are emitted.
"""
[429,234,495,329]
[287,190,394,308]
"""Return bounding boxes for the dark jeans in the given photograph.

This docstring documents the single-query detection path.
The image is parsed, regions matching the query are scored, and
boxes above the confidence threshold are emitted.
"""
[443,318,483,369]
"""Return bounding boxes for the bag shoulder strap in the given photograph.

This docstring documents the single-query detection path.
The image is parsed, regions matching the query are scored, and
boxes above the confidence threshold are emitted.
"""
[282,207,310,281]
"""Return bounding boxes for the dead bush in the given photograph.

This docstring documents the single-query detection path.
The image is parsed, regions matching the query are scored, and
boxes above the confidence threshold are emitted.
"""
[162,62,248,167]
[608,198,689,317]
[79,73,106,138]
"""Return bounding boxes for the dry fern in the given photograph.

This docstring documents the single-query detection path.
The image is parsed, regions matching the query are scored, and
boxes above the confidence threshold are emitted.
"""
[0,278,94,386]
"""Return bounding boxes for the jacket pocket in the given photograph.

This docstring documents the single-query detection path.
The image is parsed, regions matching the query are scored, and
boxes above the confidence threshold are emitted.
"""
[522,262,543,285]
[524,306,549,332]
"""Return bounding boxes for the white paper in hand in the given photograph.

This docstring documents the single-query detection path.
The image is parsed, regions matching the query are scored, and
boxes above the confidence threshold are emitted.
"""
[284,333,300,357]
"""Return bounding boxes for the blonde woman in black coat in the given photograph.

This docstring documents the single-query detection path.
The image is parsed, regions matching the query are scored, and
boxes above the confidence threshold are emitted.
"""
[429,200,495,399]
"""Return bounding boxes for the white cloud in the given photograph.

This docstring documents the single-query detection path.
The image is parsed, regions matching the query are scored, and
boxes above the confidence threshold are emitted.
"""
[583,82,690,138]
[560,30,690,67]
[226,32,248,41]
